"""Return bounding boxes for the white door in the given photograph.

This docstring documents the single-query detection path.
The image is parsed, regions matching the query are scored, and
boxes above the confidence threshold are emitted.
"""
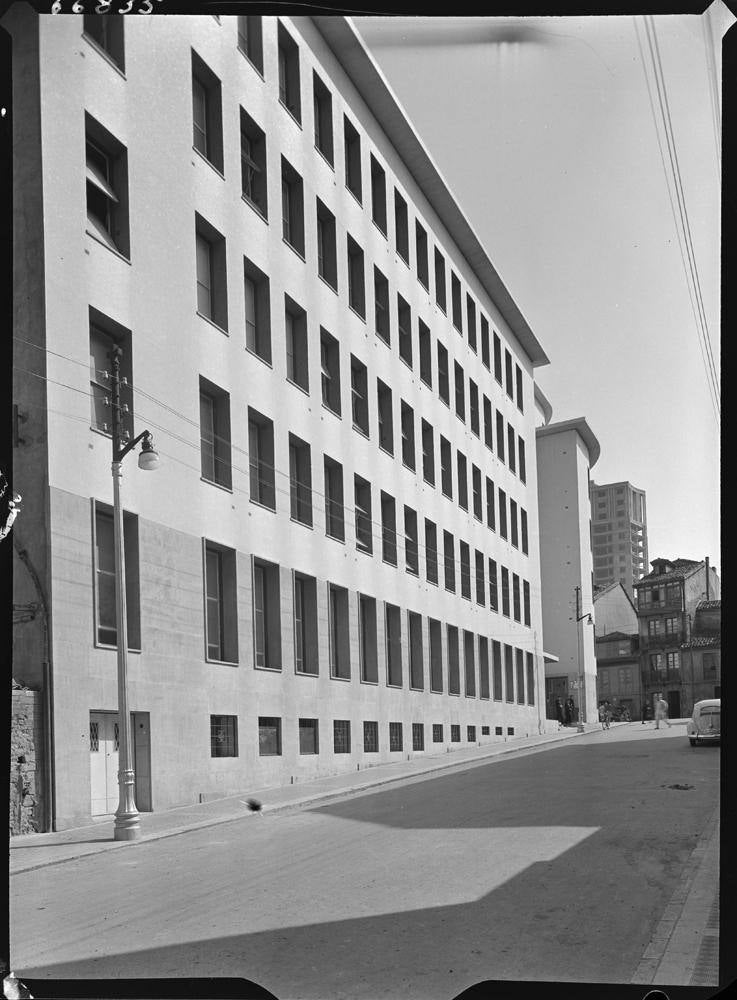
[90,712,119,815]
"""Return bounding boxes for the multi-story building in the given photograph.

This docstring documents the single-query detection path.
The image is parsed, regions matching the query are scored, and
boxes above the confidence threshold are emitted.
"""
[680,599,721,707]
[8,11,553,830]
[634,558,720,719]
[536,411,600,726]
[593,581,640,718]
[590,480,648,597]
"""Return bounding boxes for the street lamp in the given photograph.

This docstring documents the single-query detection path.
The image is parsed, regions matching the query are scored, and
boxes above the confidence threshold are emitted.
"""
[110,344,159,841]
[574,585,594,733]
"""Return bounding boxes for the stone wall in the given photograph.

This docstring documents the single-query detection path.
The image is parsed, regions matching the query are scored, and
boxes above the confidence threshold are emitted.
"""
[10,687,44,834]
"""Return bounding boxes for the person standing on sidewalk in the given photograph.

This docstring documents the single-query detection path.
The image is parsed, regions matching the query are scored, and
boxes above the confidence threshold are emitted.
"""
[556,697,565,729]
[564,697,574,726]
[654,694,671,730]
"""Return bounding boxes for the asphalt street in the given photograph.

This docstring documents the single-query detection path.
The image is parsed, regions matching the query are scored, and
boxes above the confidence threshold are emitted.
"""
[10,725,719,999]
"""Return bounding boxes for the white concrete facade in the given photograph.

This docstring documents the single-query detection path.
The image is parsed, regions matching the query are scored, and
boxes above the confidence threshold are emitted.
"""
[9,11,553,829]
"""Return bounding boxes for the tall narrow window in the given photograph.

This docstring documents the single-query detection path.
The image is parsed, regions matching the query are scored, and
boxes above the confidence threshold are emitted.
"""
[333,720,351,753]
[200,378,232,490]
[510,499,519,548]
[386,603,402,686]
[324,456,345,541]
[451,272,462,332]
[89,317,132,437]
[486,477,496,531]
[516,363,524,412]
[94,503,139,649]
[480,314,490,369]
[508,425,517,474]
[404,506,419,575]
[394,190,409,265]
[328,584,350,678]
[447,625,460,695]
[377,380,393,454]
[425,519,438,585]
[437,343,450,405]
[496,410,505,463]
[475,549,485,605]
[499,488,508,540]
[347,235,366,318]
[469,380,480,436]
[409,611,423,689]
[434,248,447,312]
[512,573,521,622]
[195,215,228,330]
[479,636,490,699]
[285,294,308,391]
[489,558,499,613]
[253,558,281,669]
[401,402,415,470]
[505,348,514,399]
[421,420,435,485]
[350,355,369,435]
[248,408,275,509]
[316,198,338,290]
[472,465,482,521]
[466,295,477,352]
[493,331,502,384]
[277,22,301,122]
[492,640,503,700]
[293,572,318,675]
[398,294,412,367]
[454,362,465,421]
[501,566,510,618]
[440,437,453,498]
[240,108,267,217]
[374,266,390,344]
[281,157,305,256]
[320,328,341,416]
[526,651,535,705]
[359,594,378,682]
[521,508,529,555]
[457,451,468,510]
[519,438,527,484]
[516,648,525,705]
[364,721,379,751]
[191,51,223,173]
[83,14,125,71]
[86,114,129,256]
[344,115,362,202]
[429,619,443,692]
[289,434,312,526]
[299,718,319,754]
[381,492,397,565]
[523,580,531,626]
[238,15,263,73]
[313,71,333,164]
[354,475,373,554]
[464,630,476,696]
[443,531,455,593]
[244,257,271,362]
[370,154,387,234]
[460,541,471,600]
[504,644,515,703]
[389,722,403,751]
[419,320,432,387]
[416,221,429,288]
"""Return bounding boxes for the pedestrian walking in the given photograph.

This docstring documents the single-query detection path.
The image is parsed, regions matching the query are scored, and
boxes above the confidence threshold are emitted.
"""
[603,701,611,729]
[555,697,565,729]
[564,696,573,726]
[598,703,607,729]
[654,694,671,730]
[641,701,649,724]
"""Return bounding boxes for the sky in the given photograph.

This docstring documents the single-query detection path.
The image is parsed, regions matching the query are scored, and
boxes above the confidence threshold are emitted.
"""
[354,6,727,577]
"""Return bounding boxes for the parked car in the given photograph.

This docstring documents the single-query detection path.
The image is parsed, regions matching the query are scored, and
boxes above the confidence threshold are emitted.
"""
[687,698,720,747]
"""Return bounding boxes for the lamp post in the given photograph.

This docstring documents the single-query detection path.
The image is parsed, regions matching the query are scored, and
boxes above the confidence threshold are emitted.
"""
[574,585,593,733]
[110,344,159,841]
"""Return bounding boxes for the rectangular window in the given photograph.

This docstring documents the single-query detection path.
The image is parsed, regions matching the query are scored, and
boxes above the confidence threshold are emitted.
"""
[521,508,529,554]
[281,157,305,256]
[507,425,516,474]
[464,630,476,697]
[493,331,502,384]
[504,644,515,703]
[401,402,415,470]
[489,558,499,613]
[359,594,378,682]
[519,439,527,484]
[516,364,524,412]
[398,294,412,367]
[258,716,282,756]
[374,266,390,344]
[394,190,410,264]
[253,557,281,669]
[244,256,271,362]
[472,465,482,521]
[460,541,471,600]
[285,294,308,391]
[469,380,480,436]
[475,550,485,605]
[363,720,379,752]
[289,434,312,526]
[248,408,275,509]
[333,720,351,754]
[354,475,373,554]
[434,248,447,311]
[328,583,350,679]
[479,637,490,699]
[299,718,319,754]
[512,573,521,622]
[429,618,443,692]
[510,499,519,548]
[293,572,318,675]
[499,488,508,539]
[457,452,468,510]
[191,51,223,173]
[523,580,531,627]
[195,214,228,329]
[526,652,535,705]
[320,327,341,416]
[437,343,450,405]
[483,396,493,451]
[451,272,463,332]
[347,235,366,318]
[386,603,402,686]
[389,721,403,752]
[451,724,461,743]
[350,355,369,435]
[344,115,362,202]
[89,316,132,437]
[210,715,237,757]
[421,420,435,485]
[316,198,338,290]
[381,492,397,565]
[83,13,125,71]
[200,378,232,490]
[377,380,393,454]
[416,221,429,288]
[324,455,345,541]
[481,315,490,369]
[204,542,238,662]
[443,531,456,593]
[467,725,477,743]
[93,502,140,649]
[412,722,425,751]
[404,506,419,575]
[277,21,301,122]
[501,566,510,617]
[486,477,496,531]
[454,362,465,421]
[433,723,443,743]
[240,108,267,217]
[440,436,453,498]
[505,348,514,399]
[516,648,525,705]
[409,611,423,689]
[425,519,439,585]
[419,320,432,387]
[495,410,505,463]
[238,15,263,72]
[370,154,387,234]
[448,625,460,695]
[312,71,334,164]
[492,640,503,700]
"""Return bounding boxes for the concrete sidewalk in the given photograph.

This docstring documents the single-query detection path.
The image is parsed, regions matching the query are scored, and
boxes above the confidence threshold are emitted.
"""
[11,723,608,875]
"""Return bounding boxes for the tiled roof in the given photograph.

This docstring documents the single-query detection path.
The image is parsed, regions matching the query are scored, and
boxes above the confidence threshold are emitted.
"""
[596,630,637,642]
[634,559,702,586]
[697,599,721,611]
[681,635,721,649]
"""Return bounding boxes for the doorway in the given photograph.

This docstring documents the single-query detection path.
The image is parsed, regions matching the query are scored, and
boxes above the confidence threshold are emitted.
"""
[545,676,569,720]
[90,710,151,816]
[667,690,681,720]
